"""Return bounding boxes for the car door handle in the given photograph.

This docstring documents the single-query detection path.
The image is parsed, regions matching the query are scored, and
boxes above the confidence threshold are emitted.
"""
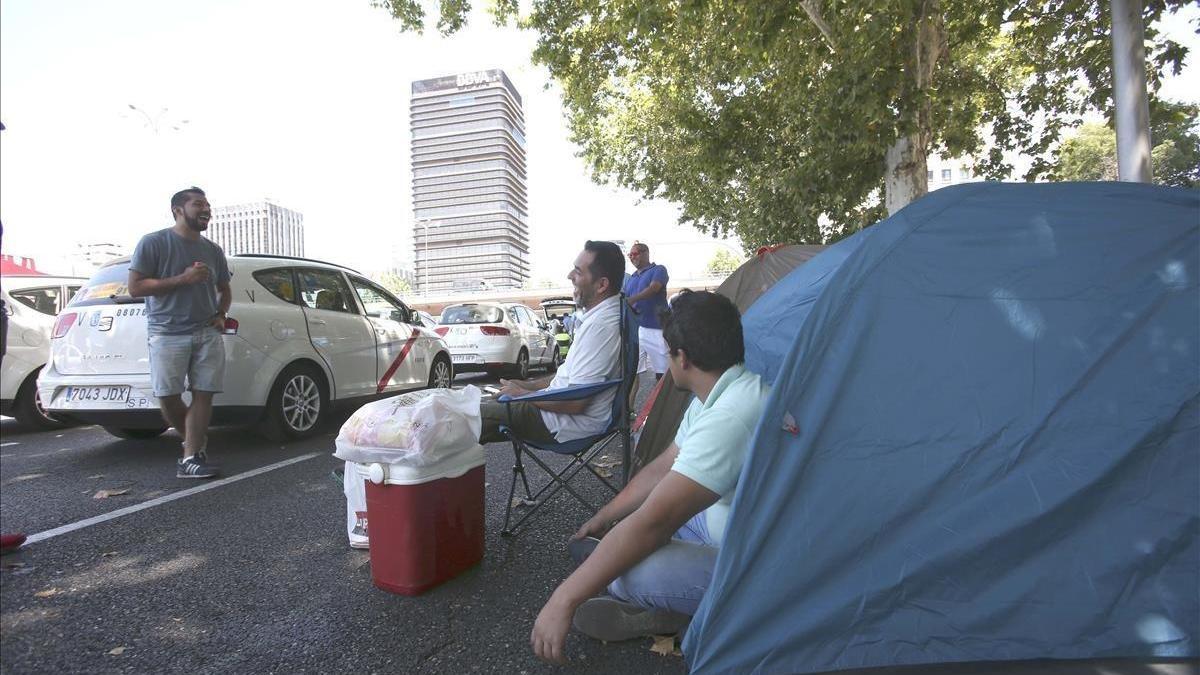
[310,319,327,326]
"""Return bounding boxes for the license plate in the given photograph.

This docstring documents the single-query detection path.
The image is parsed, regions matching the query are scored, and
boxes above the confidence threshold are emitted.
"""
[63,385,130,404]
[451,354,479,364]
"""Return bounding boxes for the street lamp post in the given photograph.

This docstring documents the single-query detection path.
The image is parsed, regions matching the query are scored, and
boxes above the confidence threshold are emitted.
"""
[1110,0,1152,182]
[124,104,189,135]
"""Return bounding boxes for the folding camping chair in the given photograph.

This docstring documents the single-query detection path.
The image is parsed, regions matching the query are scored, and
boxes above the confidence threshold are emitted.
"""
[498,295,640,537]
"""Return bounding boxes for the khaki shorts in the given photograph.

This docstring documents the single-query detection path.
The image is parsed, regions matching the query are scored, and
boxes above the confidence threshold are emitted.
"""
[148,328,226,396]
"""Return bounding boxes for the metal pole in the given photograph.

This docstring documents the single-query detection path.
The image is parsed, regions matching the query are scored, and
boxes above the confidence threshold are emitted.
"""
[1110,0,1153,183]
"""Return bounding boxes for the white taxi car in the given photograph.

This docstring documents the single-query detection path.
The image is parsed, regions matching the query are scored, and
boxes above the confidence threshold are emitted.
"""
[436,301,559,379]
[1,274,86,428]
[38,255,453,441]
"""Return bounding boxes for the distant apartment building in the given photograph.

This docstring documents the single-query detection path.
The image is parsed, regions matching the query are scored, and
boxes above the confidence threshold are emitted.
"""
[208,200,304,257]
[411,69,530,293]
[927,155,979,192]
[69,242,128,274]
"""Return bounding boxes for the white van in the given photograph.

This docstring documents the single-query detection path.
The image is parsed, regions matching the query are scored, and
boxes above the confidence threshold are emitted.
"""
[38,255,453,440]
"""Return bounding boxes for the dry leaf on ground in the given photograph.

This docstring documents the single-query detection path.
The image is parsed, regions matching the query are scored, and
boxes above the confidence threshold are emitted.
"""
[649,635,681,657]
[107,646,126,656]
[93,488,130,499]
[33,588,61,598]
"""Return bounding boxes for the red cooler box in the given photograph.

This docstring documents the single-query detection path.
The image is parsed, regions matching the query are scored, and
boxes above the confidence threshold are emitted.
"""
[358,444,485,596]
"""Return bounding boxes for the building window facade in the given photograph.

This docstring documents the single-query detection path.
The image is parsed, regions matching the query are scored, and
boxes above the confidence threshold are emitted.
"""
[209,201,305,258]
[411,69,530,293]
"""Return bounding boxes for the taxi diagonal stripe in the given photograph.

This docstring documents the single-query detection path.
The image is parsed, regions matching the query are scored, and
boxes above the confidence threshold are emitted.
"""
[377,333,420,393]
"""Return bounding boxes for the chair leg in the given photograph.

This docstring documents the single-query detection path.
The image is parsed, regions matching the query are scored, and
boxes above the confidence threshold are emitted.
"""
[502,436,624,537]
[502,440,534,537]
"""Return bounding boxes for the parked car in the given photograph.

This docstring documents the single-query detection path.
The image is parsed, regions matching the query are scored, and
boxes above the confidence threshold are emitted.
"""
[539,297,577,361]
[415,310,438,330]
[436,301,559,378]
[38,254,454,441]
[1,274,87,428]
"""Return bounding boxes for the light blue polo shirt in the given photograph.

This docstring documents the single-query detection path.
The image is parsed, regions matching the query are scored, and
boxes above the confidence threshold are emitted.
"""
[670,363,769,544]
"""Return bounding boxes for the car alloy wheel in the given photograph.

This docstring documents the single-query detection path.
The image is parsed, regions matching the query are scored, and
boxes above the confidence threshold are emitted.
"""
[281,373,321,433]
[515,350,529,379]
[429,357,453,389]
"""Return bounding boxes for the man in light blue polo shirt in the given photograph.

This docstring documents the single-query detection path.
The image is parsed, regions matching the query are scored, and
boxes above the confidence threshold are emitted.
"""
[530,290,770,664]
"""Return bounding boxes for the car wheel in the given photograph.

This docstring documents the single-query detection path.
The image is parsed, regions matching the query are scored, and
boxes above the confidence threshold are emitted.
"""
[427,355,453,389]
[13,368,68,430]
[103,426,167,440]
[509,348,529,379]
[260,363,328,442]
[546,347,560,372]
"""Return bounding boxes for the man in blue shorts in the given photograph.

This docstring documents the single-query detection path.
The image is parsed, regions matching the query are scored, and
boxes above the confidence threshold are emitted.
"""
[129,187,231,479]
[623,242,670,380]
[530,290,770,663]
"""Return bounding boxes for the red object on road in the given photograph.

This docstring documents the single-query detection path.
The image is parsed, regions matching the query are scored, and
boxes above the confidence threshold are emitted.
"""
[361,451,485,596]
[0,533,27,553]
[632,374,665,434]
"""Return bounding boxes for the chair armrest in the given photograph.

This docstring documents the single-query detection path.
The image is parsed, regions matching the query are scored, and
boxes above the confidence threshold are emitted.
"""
[498,379,620,404]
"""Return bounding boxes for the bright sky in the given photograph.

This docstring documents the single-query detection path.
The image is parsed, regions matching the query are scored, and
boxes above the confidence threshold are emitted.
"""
[0,0,738,283]
[1,2,1196,282]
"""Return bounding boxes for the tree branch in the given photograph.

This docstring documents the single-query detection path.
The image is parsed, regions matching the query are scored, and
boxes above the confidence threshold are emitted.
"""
[799,1,837,53]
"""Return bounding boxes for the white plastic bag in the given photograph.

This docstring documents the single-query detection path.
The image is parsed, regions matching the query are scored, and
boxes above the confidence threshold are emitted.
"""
[343,461,369,549]
[334,386,482,466]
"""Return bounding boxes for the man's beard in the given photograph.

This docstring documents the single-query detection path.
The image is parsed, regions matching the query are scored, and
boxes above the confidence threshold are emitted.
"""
[185,213,208,232]
[573,285,596,310]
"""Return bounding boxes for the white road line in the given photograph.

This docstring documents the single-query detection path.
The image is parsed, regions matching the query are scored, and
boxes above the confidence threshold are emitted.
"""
[1,442,19,447]
[25,452,322,545]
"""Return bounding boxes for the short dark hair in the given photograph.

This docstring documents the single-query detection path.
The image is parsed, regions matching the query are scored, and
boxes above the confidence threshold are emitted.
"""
[584,240,625,297]
[170,186,206,213]
[659,290,744,372]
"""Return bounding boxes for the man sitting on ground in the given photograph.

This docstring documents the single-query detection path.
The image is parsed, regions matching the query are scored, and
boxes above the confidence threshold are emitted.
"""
[529,290,770,663]
[479,240,626,444]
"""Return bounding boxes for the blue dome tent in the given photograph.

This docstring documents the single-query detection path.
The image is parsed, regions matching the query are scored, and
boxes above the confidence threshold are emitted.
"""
[684,182,1199,674]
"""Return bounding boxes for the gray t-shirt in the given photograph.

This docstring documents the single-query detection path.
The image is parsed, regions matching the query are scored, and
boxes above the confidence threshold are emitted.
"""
[129,228,231,336]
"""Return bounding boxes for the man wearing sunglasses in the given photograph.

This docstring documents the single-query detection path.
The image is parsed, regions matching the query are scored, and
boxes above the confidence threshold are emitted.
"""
[622,242,670,380]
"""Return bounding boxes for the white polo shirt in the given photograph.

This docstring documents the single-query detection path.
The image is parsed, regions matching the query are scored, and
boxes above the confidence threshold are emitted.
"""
[539,294,622,442]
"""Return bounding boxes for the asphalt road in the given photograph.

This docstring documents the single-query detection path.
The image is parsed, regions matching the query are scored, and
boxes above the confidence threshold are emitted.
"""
[0,371,685,674]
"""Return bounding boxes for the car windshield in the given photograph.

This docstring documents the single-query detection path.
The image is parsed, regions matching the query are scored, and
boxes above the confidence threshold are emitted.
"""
[440,305,503,324]
[67,261,142,307]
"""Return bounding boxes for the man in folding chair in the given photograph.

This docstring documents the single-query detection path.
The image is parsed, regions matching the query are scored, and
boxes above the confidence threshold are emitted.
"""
[529,290,770,664]
[479,240,626,445]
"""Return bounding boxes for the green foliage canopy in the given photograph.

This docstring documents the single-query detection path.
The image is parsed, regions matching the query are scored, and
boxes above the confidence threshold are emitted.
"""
[374,0,1192,248]
[1055,101,1200,187]
[706,248,745,277]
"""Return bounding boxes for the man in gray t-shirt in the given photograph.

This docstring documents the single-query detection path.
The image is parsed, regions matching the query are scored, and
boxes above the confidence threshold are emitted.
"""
[128,186,231,479]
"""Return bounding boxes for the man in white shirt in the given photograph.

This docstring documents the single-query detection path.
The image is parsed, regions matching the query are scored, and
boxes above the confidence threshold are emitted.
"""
[480,240,626,444]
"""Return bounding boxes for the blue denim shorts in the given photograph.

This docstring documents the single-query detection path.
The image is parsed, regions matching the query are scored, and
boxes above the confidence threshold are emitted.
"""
[148,328,226,397]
